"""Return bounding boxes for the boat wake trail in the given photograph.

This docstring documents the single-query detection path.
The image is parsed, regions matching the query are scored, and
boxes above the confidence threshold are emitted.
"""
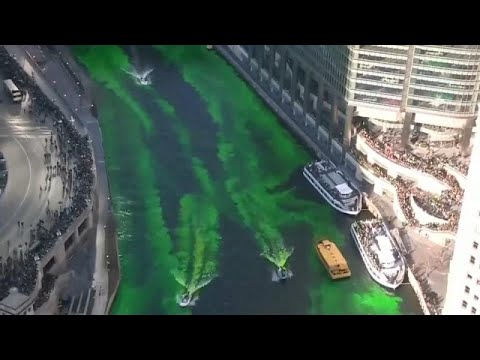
[225,167,295,275]
[171,194,220,307]
[151,45,309,281]
[175,292,200,307]
[122,67,154,86]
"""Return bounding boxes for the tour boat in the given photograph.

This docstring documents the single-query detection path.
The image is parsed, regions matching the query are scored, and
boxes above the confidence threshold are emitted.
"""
[351,219,406,290]
[303,155,362,215]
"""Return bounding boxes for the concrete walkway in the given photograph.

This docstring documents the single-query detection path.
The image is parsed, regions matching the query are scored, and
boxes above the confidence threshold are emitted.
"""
[5,45,113,314]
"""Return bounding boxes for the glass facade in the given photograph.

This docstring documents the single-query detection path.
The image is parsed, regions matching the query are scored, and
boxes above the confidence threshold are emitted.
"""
[348,45,480,118]
[408,46,480,115]
[347,45,408,107]
[287,45,349,98]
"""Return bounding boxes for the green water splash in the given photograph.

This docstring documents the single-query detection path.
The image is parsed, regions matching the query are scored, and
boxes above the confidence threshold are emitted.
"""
[152,95,221,298]
[173,194,220,294]
[73,45,188,315]
[74,45,153,134]
[153,45,309,270]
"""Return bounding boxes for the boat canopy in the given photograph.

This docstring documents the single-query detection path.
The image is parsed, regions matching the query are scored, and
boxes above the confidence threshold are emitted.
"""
[375,235,395,265]
[335,183,353,195]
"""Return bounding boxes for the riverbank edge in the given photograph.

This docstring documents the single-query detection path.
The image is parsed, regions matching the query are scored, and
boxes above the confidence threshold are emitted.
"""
[214,45,428,315]
[51,45,121,314]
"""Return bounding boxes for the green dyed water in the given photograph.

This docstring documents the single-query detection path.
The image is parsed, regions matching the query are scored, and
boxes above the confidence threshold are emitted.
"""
[72,45,421,315]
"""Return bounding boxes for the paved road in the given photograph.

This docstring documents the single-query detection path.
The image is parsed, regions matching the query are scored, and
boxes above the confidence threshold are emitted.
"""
[0,89,65,262]
[5,45,112,314]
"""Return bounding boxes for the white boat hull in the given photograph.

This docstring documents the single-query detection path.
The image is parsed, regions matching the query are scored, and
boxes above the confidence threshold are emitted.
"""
[350,225,405,290]
[303,170,362,216]
[179,293,193,307]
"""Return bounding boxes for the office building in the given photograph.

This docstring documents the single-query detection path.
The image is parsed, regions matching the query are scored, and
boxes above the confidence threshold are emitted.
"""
[228,45,480,160]
[347,45,480,152]
[443,126,480,315]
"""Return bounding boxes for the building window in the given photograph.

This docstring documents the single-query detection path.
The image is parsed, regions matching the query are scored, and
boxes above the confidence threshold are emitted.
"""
[466,286,471,294]
[472,307,477,315]
[471,256,476,264]
[474,242,479,249]
[462,300,468,308]
[477,279,480,286]
[468,274,473,279]
[474,295,479,301]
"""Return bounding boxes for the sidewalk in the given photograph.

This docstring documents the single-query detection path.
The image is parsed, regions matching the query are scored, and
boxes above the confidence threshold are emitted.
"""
[5,45,113,315]
[52,45,120,314]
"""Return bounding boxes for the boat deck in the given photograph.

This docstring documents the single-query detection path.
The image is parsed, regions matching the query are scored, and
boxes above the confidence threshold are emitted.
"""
[351,219,406,289]
[304,159,361,214]
[316,240,351,280]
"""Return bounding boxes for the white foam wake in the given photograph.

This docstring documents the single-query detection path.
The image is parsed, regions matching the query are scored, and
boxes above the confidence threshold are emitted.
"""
[122,67,154,86]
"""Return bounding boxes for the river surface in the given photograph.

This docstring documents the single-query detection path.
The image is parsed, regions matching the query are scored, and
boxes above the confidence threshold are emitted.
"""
[72,45,422,315]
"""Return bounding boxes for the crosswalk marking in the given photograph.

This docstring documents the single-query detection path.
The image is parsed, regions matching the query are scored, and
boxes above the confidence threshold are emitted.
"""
[0,126,51,135]
[0,134,50,138]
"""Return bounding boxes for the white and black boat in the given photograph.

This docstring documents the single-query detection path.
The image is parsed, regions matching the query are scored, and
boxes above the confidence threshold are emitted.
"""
[179,292,193,307]
[303,157,362,215]
[351,219,406,290]
[276,266,289,281]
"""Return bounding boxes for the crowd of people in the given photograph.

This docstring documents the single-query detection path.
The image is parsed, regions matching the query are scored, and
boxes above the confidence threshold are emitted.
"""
[411,190,452,221]
[33,273,57,310]
[356,127,463,233]
[0,47,94,303]
[0,252,38,300]
[355,220,385,272]
[411,265,442,315]
[439,153,470,176]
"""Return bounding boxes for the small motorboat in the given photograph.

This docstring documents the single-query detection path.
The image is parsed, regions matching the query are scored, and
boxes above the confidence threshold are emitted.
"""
[138,75,150,85]
[276,267,289,280]
[179,292,192,307]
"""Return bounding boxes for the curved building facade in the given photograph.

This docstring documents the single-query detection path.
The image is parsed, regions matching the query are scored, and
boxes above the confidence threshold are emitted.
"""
[348,45,480,152]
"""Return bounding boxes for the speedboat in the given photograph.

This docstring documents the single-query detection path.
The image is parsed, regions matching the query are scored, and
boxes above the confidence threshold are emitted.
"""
[179,292,193,307]
[138,76,149,85]
[276,266,289,280]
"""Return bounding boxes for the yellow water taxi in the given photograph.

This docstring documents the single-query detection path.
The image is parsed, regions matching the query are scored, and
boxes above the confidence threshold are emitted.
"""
[315,240,351,280]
